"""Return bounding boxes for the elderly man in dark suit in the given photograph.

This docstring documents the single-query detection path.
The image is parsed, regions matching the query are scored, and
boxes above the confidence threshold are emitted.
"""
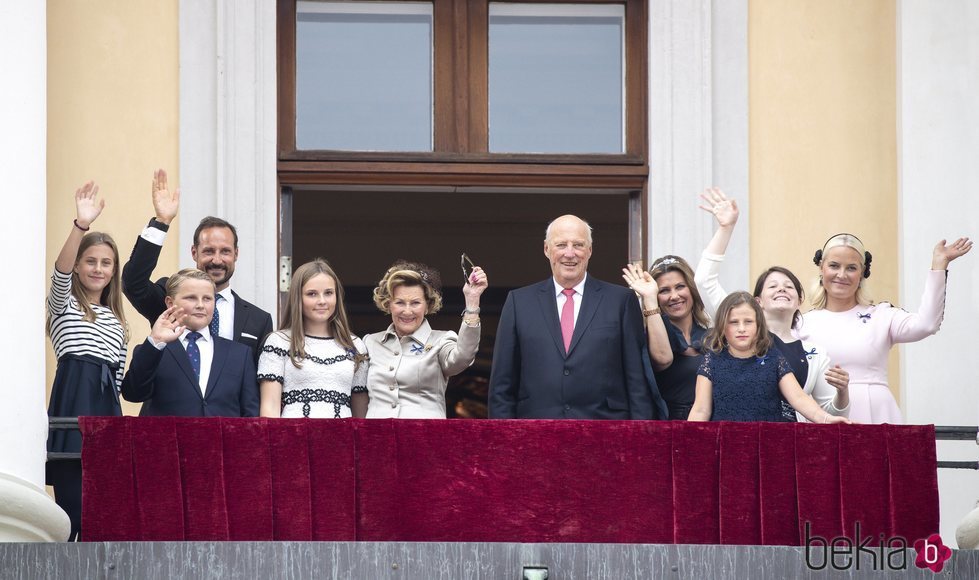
[122,269,259,417]
[122,169,273,362]
[489,214,665,419]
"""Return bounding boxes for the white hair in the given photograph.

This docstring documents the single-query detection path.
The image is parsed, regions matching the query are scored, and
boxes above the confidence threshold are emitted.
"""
[544,215,593,245]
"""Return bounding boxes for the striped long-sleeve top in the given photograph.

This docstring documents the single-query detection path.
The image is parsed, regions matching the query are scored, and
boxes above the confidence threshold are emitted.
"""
[47,268,127,390]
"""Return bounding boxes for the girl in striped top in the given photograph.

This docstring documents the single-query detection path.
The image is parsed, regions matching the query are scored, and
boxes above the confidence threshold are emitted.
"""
[46,181,128,541]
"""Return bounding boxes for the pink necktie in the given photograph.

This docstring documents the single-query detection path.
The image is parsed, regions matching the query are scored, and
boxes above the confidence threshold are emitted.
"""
[561,288,576,353]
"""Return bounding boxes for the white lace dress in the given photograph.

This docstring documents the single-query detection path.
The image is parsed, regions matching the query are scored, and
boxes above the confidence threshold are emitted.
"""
[257,331,368,418]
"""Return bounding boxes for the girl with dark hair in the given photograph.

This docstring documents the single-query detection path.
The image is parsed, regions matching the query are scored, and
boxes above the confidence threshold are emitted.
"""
[46,181,128,540]
[257,259,368,418]
[687,292,850,424]
[363,260,487,419]
[694,188,850,422]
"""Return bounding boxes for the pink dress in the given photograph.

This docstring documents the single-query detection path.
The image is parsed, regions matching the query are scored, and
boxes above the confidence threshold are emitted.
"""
[797,270,946,424]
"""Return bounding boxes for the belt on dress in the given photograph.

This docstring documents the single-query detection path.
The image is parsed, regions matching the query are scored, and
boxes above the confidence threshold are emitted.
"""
[59,353,121,402]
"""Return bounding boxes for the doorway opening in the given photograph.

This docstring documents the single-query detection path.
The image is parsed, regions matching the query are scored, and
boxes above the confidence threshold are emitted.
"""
[282,187,637,417]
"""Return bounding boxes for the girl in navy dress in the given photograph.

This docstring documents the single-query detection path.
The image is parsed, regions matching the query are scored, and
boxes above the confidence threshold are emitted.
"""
[687,291,849,424]
[47,181,128,540]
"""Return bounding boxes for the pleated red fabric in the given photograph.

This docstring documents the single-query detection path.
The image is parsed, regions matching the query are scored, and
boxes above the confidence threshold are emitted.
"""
[79,418,940,545]
[757,423,800,545]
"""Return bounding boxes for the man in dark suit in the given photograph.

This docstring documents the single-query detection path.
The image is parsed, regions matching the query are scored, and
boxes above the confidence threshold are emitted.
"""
[489,214,666,419]
[122,269,259,417]
[122,169,273,361]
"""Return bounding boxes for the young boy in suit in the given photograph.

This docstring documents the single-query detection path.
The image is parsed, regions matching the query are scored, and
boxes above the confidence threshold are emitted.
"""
[122,268,259,416]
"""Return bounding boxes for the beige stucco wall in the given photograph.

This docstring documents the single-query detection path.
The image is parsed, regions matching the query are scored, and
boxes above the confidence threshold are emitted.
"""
[46,0,180,416]
[749,0,900,399]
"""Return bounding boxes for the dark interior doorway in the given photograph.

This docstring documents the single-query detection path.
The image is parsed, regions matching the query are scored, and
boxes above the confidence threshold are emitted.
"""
[285,187,634,417]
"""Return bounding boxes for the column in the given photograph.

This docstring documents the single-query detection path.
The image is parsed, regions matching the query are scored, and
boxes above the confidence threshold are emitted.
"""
[0,1,71,541]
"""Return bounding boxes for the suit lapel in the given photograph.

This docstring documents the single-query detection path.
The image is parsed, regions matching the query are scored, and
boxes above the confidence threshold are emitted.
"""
[166,341,203,399]
[231,290,245,341]
[567,276,603,356]
[536,280,566,358]
[205,338,230,399]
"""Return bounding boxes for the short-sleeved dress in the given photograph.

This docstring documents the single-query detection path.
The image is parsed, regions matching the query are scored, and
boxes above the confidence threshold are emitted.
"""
[697,348,793,422]
[695,250,849,422]
[654,316,708,420]
[257,331,368,418]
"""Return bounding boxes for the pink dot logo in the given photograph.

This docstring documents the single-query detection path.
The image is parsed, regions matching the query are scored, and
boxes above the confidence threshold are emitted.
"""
[913,533,952,573]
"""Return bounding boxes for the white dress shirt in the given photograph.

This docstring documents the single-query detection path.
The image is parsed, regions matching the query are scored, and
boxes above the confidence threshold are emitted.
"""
[553,273,588,325]
[214,288,235,340]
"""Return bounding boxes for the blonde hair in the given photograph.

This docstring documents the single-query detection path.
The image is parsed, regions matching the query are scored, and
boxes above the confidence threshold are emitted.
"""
[372,261,443,315]
[279,259,364,369]
[49,232,129,341]
[165,268,215,298]
[704,291,772,356]
[648,254,710,329]
[811,233,873,309]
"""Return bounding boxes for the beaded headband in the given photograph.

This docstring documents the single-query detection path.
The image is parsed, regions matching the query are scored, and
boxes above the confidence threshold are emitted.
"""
[650,257,680,271]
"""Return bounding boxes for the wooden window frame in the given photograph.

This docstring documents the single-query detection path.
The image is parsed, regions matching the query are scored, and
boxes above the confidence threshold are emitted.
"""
[278,0,647,167]
[277,0,648,267]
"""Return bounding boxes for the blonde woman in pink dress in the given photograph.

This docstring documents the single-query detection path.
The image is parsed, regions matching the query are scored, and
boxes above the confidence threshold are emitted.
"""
[798,233,972,424]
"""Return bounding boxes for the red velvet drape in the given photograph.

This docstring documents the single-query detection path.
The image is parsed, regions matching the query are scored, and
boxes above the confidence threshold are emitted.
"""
[80,418,939,545]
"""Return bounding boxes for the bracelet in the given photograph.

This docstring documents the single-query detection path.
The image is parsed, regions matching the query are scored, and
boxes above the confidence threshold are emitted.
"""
[73,219,90,232]
[642,307,660,317]
[462,307,481,315]
[821,413,829,424]
[463,316,480,327]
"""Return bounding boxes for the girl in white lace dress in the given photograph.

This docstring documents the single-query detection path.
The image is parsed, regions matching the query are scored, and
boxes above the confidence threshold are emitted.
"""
[258,259,368,418]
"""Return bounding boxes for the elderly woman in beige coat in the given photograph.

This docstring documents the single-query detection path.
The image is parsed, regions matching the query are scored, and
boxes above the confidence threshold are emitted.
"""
[363,260,487,418]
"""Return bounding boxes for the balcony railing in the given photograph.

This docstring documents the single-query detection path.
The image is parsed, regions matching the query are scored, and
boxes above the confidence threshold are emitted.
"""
[48,417,979,468]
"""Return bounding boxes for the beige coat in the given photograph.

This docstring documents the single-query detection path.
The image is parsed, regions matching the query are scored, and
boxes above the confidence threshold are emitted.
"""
[363,319,479,418]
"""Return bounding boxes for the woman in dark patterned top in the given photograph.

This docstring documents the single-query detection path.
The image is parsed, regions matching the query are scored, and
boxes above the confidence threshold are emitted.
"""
[257,259,368,418]
[623,256,709,420]
[47,181,128,540]
[687,291,850,424]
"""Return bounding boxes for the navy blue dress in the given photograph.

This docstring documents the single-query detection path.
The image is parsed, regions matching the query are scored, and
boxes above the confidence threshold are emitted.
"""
[697,348,793,422]
[654,316,708,420]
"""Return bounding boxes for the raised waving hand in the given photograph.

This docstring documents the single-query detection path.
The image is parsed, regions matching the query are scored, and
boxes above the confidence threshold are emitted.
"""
[55,181,105,274]
[150,305,187,345]
[151,169,180,225]
[75,181,105,229]
[932,237,973,270]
